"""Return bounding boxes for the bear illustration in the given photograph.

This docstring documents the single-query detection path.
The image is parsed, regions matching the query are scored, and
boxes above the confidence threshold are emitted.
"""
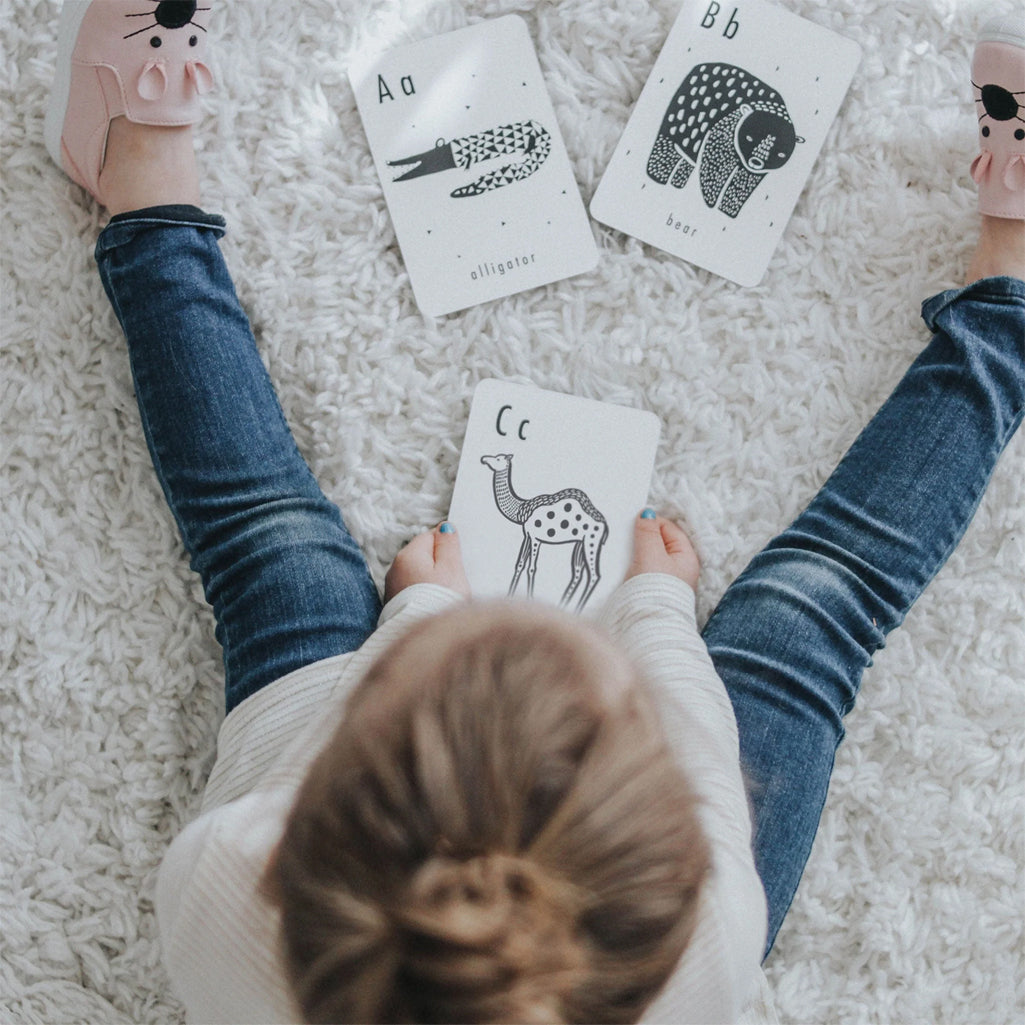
[647,63,803,217]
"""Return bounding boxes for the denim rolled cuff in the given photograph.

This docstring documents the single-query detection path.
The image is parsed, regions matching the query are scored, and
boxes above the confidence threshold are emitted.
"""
[921,275,1025,331]
[96,205,226,257]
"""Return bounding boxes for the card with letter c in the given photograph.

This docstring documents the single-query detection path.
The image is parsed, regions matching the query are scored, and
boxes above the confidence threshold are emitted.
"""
[590,0,861,286]
[448,379,661,615]
[349,16,599,317]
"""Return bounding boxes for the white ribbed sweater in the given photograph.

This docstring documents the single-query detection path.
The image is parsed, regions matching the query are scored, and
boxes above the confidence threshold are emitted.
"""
[156,574,777,1024]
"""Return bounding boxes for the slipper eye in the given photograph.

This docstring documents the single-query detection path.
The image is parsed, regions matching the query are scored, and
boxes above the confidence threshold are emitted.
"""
[980,83,1020,122]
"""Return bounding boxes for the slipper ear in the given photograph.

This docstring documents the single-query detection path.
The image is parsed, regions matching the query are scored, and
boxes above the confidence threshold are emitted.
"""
[1002,153,1025,192]
[970,149,993,183]
[137,59,168,101]
[186,60,214,95]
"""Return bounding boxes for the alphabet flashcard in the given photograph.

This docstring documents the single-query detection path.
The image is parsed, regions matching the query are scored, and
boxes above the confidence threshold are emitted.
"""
[349,17,598,317]
[591,0,861,286]
[448,380,660,614]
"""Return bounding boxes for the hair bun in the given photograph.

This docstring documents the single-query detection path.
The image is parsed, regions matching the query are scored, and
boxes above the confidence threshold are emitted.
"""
[402,852,585,983]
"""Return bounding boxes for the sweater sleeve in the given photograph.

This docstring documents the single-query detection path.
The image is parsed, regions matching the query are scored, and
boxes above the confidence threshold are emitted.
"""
[599,573,768,1023]
[200,583,465,811]
[155,788,303,1024]
[156,585,468,1023]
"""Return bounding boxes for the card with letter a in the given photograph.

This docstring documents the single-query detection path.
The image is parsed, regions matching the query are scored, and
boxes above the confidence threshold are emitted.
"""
[590,0,861,286]
[349,17,598,317]
[448,380,660,615]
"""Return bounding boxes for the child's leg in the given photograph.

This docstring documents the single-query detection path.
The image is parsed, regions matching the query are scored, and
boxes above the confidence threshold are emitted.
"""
[94,131,380,714]
[702,271,1024,955]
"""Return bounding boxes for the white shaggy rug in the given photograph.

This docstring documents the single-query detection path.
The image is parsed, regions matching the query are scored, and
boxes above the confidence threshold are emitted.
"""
[2,0,1023,1022]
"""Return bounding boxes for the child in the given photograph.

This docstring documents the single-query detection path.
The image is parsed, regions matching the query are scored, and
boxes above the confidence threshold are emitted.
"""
[46,3,1024,1023]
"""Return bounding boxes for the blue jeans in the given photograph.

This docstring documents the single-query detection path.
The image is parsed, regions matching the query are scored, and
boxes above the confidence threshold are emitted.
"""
[702,277,1024,953]
[95,207,1024,956]
[95,206,382,713]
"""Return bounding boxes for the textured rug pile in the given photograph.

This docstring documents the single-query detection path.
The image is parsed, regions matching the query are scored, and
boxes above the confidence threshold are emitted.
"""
[2,1,1022,1022]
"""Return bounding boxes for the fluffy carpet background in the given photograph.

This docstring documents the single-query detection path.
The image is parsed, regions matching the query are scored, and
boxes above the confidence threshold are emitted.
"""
[2,0,1022,1022]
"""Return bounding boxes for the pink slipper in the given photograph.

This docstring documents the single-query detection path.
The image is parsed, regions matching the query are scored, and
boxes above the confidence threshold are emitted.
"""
[44,1,214,203]
[970,13,1025,219]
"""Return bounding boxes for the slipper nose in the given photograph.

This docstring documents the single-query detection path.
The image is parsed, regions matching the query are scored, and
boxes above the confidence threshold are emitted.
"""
[980,83,1021,121]
[155,1,199,30]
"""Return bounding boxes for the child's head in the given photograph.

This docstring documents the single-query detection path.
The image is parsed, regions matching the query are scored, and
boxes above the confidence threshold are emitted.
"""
[266,602,710,1024]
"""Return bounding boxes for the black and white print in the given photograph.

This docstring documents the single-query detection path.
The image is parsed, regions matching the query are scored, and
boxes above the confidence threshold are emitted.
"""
[589,0,861,285]
[350,16,597,316]
[448,381,659,614]
[389,119,552,198]
[647,63,803,217]
[480,453,608,612]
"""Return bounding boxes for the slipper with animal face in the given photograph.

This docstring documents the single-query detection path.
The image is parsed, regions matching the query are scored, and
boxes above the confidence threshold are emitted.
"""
[45,1,214,203]
[971,13,1025,219]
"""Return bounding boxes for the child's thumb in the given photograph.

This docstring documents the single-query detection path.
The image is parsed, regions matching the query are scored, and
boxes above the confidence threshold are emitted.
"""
[633,509,665,546]
[434,522,462,563]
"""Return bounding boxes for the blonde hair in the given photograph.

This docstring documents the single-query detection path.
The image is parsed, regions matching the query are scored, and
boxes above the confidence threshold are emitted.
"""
[266,605,710,1024]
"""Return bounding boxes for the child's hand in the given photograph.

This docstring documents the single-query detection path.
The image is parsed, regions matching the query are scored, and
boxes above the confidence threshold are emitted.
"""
[625,510,701,591]
[384,523,471,603]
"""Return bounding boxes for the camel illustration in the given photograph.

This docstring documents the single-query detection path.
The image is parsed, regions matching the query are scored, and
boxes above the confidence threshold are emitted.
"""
[481,453,608,612]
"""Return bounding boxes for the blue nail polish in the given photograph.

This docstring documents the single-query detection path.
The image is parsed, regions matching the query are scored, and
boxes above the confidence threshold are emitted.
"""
[439,522,455,534]
[640,508,656,520]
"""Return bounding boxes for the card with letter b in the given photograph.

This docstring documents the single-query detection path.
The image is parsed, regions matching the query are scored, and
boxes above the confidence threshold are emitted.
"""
[448,380,661,615]
[349,17,598,317]
[591,0,861,285]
